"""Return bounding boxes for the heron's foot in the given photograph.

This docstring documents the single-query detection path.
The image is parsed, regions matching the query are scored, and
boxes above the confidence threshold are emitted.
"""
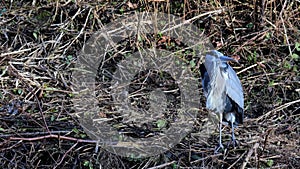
[226,137,239,148]
[214,143,224,154]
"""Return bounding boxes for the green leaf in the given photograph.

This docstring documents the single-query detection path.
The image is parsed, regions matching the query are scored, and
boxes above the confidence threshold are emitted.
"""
[292,66,298,72]
[158,32,162,38]
[33,32,38,39]
[72,128,80,134]
[89,14,94,19]
[267,159,274,167]
[83,161,89,166]
[50,115,55,122]
[119,8,124,14]
[284,61,292,69]
[190,60,196,68]
[67,55,73,60]
[246,22,253,28]
[156,119,167,129]
[295,42,300,51]
[80,133,87,138]
[265,32,271,39]
[17,89,22,95]
[138,35,143,42]
[13,88,23,95]
[268,80,275,87]
[65,55,73,64]
[0,8,7,16]
[291,53,299,60]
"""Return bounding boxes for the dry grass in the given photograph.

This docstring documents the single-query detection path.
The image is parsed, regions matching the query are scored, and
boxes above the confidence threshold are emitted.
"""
[0,0,299,168]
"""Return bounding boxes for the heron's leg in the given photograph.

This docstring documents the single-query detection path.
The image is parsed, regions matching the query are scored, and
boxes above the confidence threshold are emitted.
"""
[227,121,238,148]
[231,121,236,143]
[219,120,223,146]
[215,113,224,153]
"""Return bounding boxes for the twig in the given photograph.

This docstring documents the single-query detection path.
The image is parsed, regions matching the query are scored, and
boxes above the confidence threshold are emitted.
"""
[190,153,223,164]
[228,150,247,169]
[256,99,300,121]
[241,142,259,169]
[279,0,292,58]
[0,48,32,57]
[0,131,71,138]
[62,8,92,55]
[259,128,273,168]
[54,142,78,169]
[147,161,176,169]
[9,134,118,145]
[9,134,117,145]
[237,61,265,75]
[160,8,226,34]
[35,94,50,133]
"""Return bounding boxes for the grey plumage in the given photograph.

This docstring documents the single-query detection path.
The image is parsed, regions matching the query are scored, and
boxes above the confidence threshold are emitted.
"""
[200,50,244,152]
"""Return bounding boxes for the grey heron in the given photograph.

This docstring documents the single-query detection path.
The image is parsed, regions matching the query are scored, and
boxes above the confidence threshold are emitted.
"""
[200,50,244,153]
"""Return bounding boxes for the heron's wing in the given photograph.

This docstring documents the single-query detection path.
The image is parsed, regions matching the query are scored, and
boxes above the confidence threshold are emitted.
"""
[202,72,210,97]
[200,64,210,97]
[224,65,244,109]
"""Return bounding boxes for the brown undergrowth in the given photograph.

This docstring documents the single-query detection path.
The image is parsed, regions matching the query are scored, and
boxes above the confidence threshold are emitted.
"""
[0,0,299,168]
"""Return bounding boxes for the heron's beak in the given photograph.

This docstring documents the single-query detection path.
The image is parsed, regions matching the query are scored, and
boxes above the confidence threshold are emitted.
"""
[220,56,238,63]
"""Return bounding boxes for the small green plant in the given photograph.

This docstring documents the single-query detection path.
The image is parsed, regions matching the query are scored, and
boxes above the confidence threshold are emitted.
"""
[72,128,87,138]
[283,60,292,70]
[72,127,80,135]
[157,32,163,38]
[83,160,93,169]
[138,35,143,42]
[291,42,300,61]
[119,8,124,14]
[172,163,178,169]
[68,92,74,97]
[127,153,142,162]
[265,32,271,40]
[13,88,23,95]
[0,8,6,16]
[246,22,254,29]
[189,60,196,68]
[66,55,73,64]
[36,10,51,21]
[295,42,300,51]
[33,32,38,40]
[50,115,55,122]
[247,51,257,63]
[266,159,274,167]
[156,119,167,129]
[291,53,299,60]
[268,80,275,87]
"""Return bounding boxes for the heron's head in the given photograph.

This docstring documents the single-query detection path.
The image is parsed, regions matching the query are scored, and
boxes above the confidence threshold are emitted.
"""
[211,50,237,62]
[204,50,237,69]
